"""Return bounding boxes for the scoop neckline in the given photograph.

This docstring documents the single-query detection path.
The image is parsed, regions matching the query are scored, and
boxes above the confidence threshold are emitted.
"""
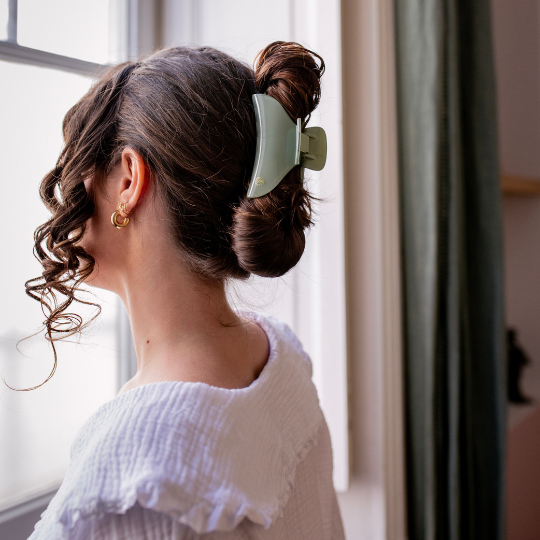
[112,309,278,401]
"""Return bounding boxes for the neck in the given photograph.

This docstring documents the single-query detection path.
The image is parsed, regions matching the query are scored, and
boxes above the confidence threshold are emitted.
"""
[97,199,269,393]
[115,243,245,388]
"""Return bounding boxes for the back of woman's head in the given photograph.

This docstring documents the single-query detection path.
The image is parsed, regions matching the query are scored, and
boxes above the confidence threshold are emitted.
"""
[24,41,325,388]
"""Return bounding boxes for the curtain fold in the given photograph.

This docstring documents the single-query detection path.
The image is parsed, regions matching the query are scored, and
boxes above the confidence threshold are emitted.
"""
[393,1,506,538]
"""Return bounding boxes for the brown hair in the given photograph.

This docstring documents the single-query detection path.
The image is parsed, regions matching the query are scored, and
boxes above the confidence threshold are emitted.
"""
[19,41,325,389]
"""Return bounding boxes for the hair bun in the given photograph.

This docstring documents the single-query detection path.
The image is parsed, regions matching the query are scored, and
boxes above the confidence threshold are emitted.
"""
[254,41,325,125]
[230,42,324,278]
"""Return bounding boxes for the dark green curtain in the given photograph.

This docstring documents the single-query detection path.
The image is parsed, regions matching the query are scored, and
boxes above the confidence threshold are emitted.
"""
[394,1,506,539]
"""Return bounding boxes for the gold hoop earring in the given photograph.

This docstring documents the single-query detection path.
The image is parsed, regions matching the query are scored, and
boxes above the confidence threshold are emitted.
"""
[111,201,130,229]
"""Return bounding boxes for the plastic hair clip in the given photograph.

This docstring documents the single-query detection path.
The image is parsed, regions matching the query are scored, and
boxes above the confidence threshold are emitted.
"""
[247,94,327,198]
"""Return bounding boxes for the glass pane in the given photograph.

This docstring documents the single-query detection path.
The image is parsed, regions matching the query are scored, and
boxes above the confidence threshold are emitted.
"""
[0,0,8,41]
[0,60,118,509]
[17,0,111,64]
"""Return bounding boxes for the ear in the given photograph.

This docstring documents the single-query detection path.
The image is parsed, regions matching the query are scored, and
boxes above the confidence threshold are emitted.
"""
[118,147,148,215]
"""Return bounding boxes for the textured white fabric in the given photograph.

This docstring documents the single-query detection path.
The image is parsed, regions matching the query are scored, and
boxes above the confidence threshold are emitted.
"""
[28,311,345,540]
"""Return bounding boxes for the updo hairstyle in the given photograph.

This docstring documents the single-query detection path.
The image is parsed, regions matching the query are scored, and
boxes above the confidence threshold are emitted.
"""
[22,41,325,389]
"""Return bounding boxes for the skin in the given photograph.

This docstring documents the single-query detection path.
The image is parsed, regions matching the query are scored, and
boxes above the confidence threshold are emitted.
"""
[80,147,270,395]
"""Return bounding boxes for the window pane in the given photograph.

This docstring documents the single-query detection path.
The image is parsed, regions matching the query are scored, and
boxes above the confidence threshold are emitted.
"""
[0,60,118,509]
[0,0,8,41]
[17,0,111,64]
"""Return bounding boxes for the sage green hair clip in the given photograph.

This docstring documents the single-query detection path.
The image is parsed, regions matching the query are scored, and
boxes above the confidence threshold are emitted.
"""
[247,94,327,198]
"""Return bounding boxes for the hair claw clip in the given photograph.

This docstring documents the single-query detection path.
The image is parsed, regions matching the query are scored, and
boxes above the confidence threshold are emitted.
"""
[247,94,327,198]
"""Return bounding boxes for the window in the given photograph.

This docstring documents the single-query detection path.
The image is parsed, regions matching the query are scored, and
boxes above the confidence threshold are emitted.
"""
[17,0,110,63]
[0,0,350,529]
[0,0,126,517]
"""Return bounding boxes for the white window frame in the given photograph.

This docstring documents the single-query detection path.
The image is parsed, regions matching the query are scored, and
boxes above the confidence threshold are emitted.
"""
[336,0,407,538]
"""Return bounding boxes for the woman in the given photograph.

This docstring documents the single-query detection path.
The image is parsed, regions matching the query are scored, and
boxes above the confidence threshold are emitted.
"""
[26,41,345,539]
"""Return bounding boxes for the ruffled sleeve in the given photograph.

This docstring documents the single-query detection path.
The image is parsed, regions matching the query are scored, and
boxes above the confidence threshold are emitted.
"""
[28,312,323,540]
[55,502,264,540]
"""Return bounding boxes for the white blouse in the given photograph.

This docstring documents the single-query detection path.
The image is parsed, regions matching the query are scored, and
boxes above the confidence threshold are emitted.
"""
[28,311,345,540]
